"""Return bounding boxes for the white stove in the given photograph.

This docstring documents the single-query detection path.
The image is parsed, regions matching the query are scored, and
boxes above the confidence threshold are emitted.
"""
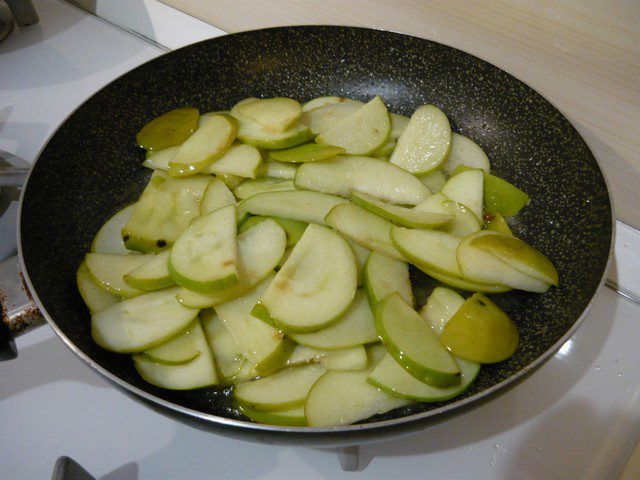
[2,2,640,478]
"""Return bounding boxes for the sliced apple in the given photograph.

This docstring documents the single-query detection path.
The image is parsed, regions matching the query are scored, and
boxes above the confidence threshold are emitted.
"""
[301,96,346,112]
[200,177,236,216]
[414,193,481,238]
[233,178,296,200]
[485,212,513,235]
[124,250,174,291]
[484,173,530,217]
[169,204,239,293]
[141,323,201,365]
[85,253,154,297]
[268,143,345,163]
[418,264,511,293]
[136,107,199,151]
[91,204,136,255]
[345,237,370,286]
[231,104,311,150]
[419,287,465,337]
[208,144,262,179]
[441,132,490,175]
[238,405,307,427]
[295,155,430,205]
[285,345,368,371]
[217,172,244,189]
[234,97,302,132]
[440,293,519,363]
[390,104,451,174]
[258,160,299,179]
[238,215,307,248]
[91,287,199,353]
[441,168,484,221]
[419,169,447,193]
[142,146,177,171]
[300,99,363,135]
[390,113,410,139]
[391,227,462,277]
[76,261,120,313]
[373,139,396,156]
[363,251,413,310]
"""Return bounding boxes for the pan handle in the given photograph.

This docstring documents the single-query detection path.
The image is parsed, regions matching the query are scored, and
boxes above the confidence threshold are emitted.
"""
[0,255,46,360]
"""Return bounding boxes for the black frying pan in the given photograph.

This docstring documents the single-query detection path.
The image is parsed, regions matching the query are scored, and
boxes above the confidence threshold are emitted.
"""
[16,26,612,446]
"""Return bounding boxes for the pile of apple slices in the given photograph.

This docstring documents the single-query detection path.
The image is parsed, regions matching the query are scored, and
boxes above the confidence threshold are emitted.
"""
[77,95,559,427]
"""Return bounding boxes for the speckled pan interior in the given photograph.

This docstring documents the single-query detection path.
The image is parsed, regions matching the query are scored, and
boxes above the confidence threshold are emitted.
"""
[20,26,611,437]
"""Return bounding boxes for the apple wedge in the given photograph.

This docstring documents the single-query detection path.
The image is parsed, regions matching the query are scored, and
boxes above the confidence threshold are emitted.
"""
[255,224,357,332]
[234,97,302,132]
[238,215,307,248]
[141,323,201,365]
[91,204,136,255]
[441,132,490,175]
[285,345,368,371]
[419,170,447,193]
[483,173,530,217]
[391,227,463,277]
[208,144,262,179]
[441,168,484,221]
[238,405,306,427]
[233,178,296,200]
[345,237,370,286]
[169,205,239,293]
[76,261,120,313]
[419,287,465,337]
[300,98,363,134]
[390,113,410,139]
[414,193,481,238]
[231,103,311,150]
[301,96,346,112]
[258,160,299,179]
[124,250,174,291]
[485,212,514,235]
[200,177,236,216]
[295,155,430,205]
[85,253,155,297]
[363,251,413,310]
[390,104,451,174]
[268,143,345,163]
[136,107,199,151]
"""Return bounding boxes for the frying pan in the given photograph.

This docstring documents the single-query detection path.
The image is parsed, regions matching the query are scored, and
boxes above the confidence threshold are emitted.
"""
[9,26,612,446]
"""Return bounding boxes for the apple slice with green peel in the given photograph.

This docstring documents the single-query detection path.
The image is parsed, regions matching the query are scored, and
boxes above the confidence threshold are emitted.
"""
[373,139,396,156]
[391,227,462,277]
[289,289,377,350]
[124,250,174,291]
[141,323,201,365]
[169,205,239,293]
[258,160,299,179]
[419,287,465,336]
[233,178,296,200]
[300,99,363,135]
[390,104,452,174]
[177,219,286,308]
[268,143,345,163]
[238,215,307,248]
[256,224,357,333]
[142,146,177,171]
[376,293,460,387]
[285,345,368,371]
[168,114,238,177]
[316,96,391,155]
[295,156,430,205]
[231,104,312,150]
[325,203,404,261]
[200,309,256,383]
[485,212,513,235]
[238,190,346,225]
[217,172,244,189]
[122,171,211,253]
[484,173,530,217]
[301,96,346,112]
[91,287,199,353]
[413,193,481,238]
[136,107,199,151]
[215,273,294,376]
[441,168,484,221]
[133,319,218,389]
[350,190,452,229]
[419,264,511,293]
[234,363,326,411]
[91,204,136,255]
[390,113,410,139]
[457,231,551,292]
[419,170,447,193]
[441,133,490,175]
[208,144,262,179]
[363,252,413,310]
[440,293,519,363]
[238,405,307,427]
[200,177,235,216]
[471,231,558,286]
[345,237,370,286]
[304,345,411,427]
[86,253,155,297]
[199,110,230,128]
[234,98,302,132]
[77,261,120,313]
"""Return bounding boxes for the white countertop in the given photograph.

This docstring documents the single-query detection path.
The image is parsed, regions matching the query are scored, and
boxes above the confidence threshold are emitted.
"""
[1,2,640,479]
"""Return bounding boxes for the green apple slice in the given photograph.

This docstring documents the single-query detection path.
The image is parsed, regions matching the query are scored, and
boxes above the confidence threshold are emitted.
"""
[316,96,391,155]
[441,168,484,221]
[440,293,519,363]
[268,143,345,163]
[376,293,460,387]
[419,287,465,336]
[238,405,307,427]
[257,224,357,332]
[169,205,239,292]
[302,96,345,112]
[142,146,177,171]
[295,156,430,205]
[373,139,396,156]
[208,144,262,179]
[122,171,212,253]
[177,219,286,308]
[457,231,550,292]
[141,323,201,365]
[345,237,370,286]
[76,261,121,313]
[389,104,451,174]
[390,113,410,139]
[215,274,294,376]
[237,190,346,225]
[324,203,404,260]
[217,172,244,189]
[91,287,199,353]
[419,170,447,193]
[441,133,490,175]
[233,178,296,200]
[285,345,368,371]
[485,212,513,235]
[471,231,558,286]
[304,345,411,427]
[391,227,462,277]
[234,363,326,411]
[414,193,481,238]
[363,252,413,310]
[300,99,363,135]
[231,105,312,150]
[419,264,511,293]
[85,253,155,297]
[133,319,218,389]
[200,309,256,383]
[124,250,174,291]
[91,204,136,255]
[136,107,199,151]
[168,114,238,177]
[200,177,236,216]
[350,190,452,229]
[238,216,307,248]
[484,173,530,217]
[258,160,299,179]
[289,289,377,350]
[234,97,302,132]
